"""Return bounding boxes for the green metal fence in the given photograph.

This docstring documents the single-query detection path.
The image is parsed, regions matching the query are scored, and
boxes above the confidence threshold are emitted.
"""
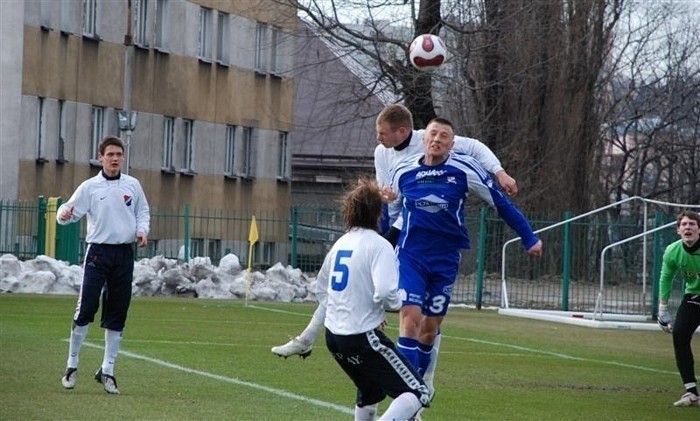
[0,197,686,315]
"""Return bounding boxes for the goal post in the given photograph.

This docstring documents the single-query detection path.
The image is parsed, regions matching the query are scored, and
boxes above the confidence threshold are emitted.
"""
[499,197,700,330]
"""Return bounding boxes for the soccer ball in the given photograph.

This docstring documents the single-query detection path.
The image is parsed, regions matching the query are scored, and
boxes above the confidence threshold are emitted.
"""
[408,34,447,71]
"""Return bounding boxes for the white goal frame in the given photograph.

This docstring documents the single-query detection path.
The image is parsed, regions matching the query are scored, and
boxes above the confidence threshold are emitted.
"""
[498,196,700,330]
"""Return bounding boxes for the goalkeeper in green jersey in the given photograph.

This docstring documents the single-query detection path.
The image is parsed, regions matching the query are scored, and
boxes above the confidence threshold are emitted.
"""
[657,210,700,407]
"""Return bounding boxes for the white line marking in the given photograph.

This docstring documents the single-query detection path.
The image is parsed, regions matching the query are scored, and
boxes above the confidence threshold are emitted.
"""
[445,335,676,375]
[249,305,677,376]
[80,342,353,415]
[245,304,313,317]
[126,339,262,347]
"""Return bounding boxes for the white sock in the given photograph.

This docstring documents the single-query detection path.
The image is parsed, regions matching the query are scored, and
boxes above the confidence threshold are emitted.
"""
[298,304,326,344]
[101,329,123,376]
[66,323,89,368]
[423,332,441,391]
[355,403,378,421]
[378,392,421,421]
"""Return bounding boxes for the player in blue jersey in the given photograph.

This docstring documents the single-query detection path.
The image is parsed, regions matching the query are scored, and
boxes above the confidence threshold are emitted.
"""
[272,105,518,369]
[387,117,542,399]
[317,177,431,421]
[374,104,517,233]
[57,135,150,395]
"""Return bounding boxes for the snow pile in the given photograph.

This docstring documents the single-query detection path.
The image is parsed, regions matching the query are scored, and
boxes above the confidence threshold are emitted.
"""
[0,253,318,302]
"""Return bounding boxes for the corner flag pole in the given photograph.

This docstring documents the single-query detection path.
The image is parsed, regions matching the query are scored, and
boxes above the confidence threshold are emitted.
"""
[245,215,259,306]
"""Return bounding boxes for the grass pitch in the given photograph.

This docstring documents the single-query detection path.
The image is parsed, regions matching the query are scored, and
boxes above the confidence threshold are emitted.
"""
[0,294,696,420]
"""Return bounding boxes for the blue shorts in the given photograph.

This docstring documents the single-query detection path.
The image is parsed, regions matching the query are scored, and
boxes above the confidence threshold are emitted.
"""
[397,247,460,317]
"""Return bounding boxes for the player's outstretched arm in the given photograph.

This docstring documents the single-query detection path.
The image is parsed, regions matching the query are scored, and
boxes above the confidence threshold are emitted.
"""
[527,240,543,257]
[494,170,518,196]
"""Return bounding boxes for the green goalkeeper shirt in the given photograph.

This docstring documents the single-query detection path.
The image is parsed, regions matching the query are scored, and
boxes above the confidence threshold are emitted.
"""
[659,239,700,301]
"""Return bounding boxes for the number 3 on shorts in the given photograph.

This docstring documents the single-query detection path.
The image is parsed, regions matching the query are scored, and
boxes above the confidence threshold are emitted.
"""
[429,295,447,314]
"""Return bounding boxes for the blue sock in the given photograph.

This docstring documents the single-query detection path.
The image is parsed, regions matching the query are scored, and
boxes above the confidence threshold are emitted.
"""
[397,337,420,370]
[418,342,433,376]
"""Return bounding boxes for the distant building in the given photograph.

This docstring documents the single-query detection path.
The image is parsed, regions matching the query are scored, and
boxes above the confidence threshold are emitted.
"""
[1,0,296,209]
[1,0,297,263]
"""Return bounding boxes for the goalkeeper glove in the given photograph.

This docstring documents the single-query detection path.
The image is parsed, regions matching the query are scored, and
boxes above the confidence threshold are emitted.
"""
[657,303,673,333]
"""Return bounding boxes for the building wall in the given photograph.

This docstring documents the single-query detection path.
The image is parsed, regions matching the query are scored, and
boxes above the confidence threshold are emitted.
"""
[6,0,295,222]
[0,1,24,200]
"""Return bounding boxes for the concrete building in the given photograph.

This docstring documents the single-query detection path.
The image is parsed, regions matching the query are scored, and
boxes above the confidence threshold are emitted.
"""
[1,0,297,263]
[1,0,296,206]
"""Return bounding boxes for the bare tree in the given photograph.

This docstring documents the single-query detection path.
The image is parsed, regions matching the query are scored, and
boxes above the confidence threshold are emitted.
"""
[279,0,698,212]
[597,1,700,209]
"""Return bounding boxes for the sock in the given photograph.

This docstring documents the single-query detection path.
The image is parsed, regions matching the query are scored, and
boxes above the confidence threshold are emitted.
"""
[685,382,698,396]
[298,304,326,345]
[423,332,442,391]
[417,342,433,377]
[397,337,420,370]
[378,392,421,421]
[66,323,89,368]
[354,403,378,421]
[102,329,123,376]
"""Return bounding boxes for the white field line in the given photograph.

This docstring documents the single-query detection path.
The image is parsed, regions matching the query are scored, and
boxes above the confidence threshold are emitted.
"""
[444,335,676,375]
[249,304,677,376]
[245,304,314,317]
[79,341,353,416]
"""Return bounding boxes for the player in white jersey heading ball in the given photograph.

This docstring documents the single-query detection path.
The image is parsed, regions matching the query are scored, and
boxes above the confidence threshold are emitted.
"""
[272,104,518,394]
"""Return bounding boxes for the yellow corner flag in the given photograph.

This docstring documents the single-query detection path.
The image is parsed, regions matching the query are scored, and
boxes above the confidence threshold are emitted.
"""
[245,216,258,306]
[248,216,259,244]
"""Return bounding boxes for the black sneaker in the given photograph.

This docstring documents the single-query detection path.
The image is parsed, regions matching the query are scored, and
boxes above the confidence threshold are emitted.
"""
[94,368,120,394]
[61,367,77,389]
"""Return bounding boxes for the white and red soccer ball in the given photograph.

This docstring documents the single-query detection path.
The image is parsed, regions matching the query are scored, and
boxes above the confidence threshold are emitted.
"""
[408,34,447,72]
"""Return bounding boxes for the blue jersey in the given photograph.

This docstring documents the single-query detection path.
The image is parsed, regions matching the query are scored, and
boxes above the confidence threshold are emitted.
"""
[390,151,538,254]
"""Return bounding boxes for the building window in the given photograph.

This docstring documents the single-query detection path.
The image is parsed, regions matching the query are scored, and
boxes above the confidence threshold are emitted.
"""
[241,126,254,177]
[224,125,236,176]
[255,242,274,269]
[57,100,66,162]
[216,12,229,64]
[270,26,282,75]
[198,7,213,61]
[36,97,47,162]
[134,0,148,47]
[208,239,222,263]
[60,0,78,34]
[40,0,53,29]
[190,238,204,258]
[277,131,289,180]
[162,117,174,170]
[255,22,268,73]
[82,0,98,38]
[181,119,194,172]
[90,106,104,161]
[109,109,121,136]
[154,0,168,49]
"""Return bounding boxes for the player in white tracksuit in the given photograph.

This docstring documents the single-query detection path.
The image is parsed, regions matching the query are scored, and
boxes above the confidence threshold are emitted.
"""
[58,135,150,395]
[317,178,430,421]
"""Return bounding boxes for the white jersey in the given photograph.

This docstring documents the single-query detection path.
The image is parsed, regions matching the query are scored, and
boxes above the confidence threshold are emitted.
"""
[374,129,503,224]
[57,172,150,244]
[316,228,400,336]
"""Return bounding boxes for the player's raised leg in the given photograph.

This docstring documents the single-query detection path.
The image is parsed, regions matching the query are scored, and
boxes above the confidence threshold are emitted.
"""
[271,303,325,358]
